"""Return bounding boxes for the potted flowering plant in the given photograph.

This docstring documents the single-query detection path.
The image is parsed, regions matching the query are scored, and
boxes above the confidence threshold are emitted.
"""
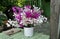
[12,5,47,36]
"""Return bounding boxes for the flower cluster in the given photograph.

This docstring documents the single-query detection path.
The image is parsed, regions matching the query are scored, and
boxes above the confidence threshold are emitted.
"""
[12,5,47,27]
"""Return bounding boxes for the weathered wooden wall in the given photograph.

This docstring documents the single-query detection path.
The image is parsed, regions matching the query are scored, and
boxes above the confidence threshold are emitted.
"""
[50,0,60,39]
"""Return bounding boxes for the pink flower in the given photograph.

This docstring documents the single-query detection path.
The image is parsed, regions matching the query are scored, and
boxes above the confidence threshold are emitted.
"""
[12,5,42,28]
[32,12,40,19]
[24,5,31,9]
[12,6,23,14]
[25,11,32,18]
[16,7,23,13]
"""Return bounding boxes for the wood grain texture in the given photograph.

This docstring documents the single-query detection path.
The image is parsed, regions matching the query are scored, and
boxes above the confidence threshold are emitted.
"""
[50,0,59,39]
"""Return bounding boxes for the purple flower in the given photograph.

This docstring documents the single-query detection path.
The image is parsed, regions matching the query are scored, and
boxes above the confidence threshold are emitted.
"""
[14,14,22,22]
[16,7,23,13]
[12,7,15,12]
[32,12,40,19]
[12,6,23,14]
[25,11,32,18]
[24,5,31,9]
[12,6,17,13]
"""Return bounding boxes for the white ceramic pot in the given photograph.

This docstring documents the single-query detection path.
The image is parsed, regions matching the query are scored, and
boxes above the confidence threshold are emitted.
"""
[24,27,34,37]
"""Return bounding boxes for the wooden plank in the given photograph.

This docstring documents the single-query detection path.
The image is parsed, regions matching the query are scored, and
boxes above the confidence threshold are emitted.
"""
[58,13,60,39]
[50,0,59,39]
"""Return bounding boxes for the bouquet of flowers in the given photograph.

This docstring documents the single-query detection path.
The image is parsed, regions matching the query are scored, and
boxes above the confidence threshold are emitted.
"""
[12,5,47,28]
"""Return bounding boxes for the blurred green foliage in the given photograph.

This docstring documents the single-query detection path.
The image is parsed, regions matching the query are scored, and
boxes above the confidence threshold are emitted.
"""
[42,0,50,18]
[0,0,18,12]
[0,0,50,17]
[0,12,7,26]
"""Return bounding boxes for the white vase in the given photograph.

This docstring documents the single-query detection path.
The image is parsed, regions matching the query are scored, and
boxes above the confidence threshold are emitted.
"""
[24,27,34,37]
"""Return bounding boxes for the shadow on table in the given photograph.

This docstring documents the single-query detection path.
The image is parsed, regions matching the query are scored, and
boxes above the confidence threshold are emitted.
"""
[35,21,50,35]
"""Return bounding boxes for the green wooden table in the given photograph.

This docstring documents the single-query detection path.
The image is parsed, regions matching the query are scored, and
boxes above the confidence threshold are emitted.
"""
[0,28,49,39]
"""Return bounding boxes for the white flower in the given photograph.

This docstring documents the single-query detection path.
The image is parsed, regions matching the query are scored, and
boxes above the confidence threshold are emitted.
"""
[8,19,12,24]
[14,13,17,16]
[24,8,31,12]
[43,17,47,22]
[20,13,23,16]
[33,5,40,12]
[36,15,47,24]
[6,23,10,27]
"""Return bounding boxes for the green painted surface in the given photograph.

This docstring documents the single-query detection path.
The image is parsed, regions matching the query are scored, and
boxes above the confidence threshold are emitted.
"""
[0,28,49,39]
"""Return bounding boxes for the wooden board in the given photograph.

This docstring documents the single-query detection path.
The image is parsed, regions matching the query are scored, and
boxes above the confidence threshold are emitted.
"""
[50,0,59,39]
[2,28,21,36]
